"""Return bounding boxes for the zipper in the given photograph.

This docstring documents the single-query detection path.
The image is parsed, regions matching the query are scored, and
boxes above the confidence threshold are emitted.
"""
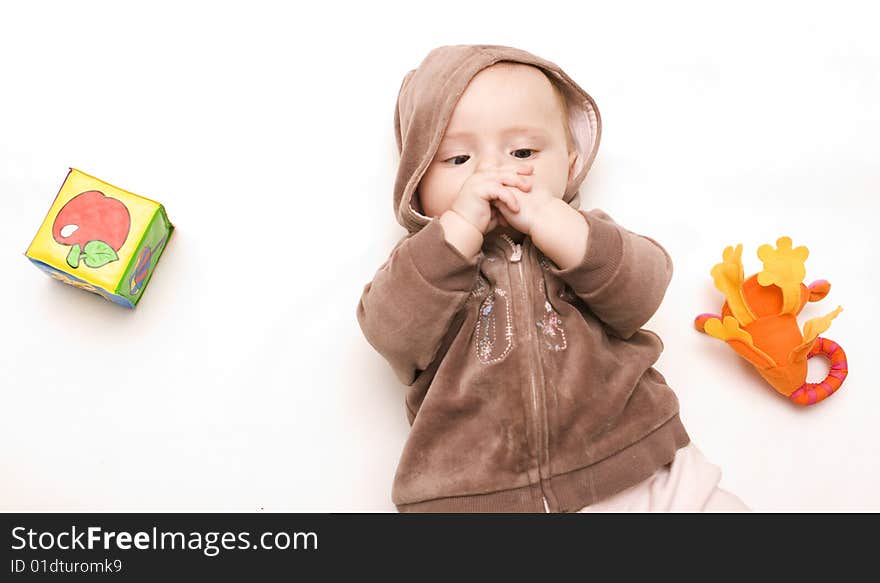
[498,233,552,512]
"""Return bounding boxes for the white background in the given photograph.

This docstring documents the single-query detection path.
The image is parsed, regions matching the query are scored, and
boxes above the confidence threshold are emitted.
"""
[1,0,877,512]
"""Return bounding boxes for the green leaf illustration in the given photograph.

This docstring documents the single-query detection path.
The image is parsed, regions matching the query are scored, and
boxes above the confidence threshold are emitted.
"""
[66,244,81,268]
[82,240,118,268]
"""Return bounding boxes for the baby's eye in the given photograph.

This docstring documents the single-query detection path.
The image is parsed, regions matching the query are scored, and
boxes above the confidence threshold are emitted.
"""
[445,155,470,166]
[512,148,536,159]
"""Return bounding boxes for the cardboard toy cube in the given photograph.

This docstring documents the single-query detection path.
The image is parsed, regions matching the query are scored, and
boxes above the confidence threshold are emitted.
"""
[25,168,174,308]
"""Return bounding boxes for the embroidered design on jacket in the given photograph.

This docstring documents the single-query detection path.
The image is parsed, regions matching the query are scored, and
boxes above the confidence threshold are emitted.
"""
[536,300,567,351]
[536,275,567,351]
[474,287,513,364]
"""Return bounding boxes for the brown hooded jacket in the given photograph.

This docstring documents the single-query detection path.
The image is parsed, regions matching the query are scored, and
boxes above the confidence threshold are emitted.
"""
[357,44,690,512]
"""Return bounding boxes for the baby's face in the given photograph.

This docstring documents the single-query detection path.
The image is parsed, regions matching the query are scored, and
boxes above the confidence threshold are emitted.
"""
[418,63,577,227]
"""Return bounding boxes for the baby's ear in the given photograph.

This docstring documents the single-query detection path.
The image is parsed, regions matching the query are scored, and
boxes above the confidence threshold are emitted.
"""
[568,151,579,180]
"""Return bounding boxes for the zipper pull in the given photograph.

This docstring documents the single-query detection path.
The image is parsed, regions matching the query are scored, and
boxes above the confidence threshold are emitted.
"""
[499,233,523,262]
[510,243,522,262]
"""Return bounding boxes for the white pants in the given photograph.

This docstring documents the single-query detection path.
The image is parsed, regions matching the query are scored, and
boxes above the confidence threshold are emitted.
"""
[544,442,750,512]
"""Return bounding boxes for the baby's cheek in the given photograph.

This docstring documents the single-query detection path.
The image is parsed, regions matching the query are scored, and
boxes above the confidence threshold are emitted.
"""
[414,188,442,218]
[528,176,562,201]
[418,176,460,217]
[533,166,570,198]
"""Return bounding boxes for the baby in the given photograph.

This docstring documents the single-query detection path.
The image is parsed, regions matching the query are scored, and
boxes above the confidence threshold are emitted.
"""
[357,44,748,512]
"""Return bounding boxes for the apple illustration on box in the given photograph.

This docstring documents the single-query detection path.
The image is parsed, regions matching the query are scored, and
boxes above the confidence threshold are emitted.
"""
[25,168,174,308]
[52,190,131,269]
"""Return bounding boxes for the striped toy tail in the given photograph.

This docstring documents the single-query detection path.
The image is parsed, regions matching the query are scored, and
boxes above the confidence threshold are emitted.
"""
[789,337,848,406]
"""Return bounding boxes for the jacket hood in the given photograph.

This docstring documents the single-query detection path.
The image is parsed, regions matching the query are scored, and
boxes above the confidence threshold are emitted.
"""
[393,44,602,234]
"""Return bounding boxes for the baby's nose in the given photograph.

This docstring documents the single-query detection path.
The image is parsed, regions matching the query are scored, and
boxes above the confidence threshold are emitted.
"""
[476,154,506,172]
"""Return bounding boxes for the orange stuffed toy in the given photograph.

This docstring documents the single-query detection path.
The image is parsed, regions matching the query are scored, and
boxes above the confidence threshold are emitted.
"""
[694,237,847,406]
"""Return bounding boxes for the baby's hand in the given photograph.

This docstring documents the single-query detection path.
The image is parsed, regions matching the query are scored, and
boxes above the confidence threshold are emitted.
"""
[492,182,558,237]
[448,164,534,234]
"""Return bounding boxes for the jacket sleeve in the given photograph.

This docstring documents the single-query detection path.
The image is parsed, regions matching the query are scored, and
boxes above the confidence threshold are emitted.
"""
[356,217,482,386]
[545,208,673,340]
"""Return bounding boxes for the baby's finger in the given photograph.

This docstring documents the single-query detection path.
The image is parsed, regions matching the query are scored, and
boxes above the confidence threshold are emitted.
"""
[484,190,506,212]
[491,187,520,213]
[500,174,531,192]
